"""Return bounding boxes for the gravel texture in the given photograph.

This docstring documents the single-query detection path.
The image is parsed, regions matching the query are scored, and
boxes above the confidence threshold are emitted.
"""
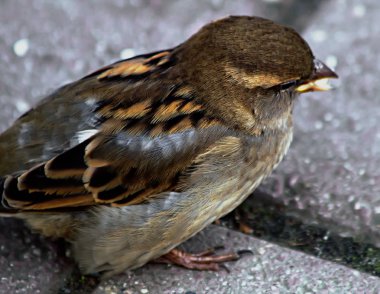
[1,0,380,293]
[94,226,380,294]
[259,0,380,246]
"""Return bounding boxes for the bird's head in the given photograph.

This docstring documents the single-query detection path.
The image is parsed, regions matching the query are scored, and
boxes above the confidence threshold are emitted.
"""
[173,16,338,134]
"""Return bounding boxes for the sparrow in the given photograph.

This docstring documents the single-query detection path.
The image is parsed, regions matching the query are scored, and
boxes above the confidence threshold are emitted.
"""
[0,16,337,277]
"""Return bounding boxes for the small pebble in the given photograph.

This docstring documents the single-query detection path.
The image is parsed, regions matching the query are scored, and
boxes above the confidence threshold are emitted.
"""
[311,30,327,42]
[120,48,135,59]
[352,4,366,18]
[13,38,29,57]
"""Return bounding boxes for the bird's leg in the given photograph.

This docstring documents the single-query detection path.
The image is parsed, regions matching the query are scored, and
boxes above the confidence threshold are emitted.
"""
[154,247,252,271]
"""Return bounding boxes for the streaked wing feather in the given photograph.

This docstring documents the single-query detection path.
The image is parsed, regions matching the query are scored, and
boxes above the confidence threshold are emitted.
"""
[1,50,229,210]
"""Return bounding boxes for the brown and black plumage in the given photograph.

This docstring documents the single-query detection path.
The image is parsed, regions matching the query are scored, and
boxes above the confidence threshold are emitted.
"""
[0,16,337,277]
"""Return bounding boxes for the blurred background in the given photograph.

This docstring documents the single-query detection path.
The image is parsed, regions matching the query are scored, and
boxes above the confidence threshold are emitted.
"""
[1,0,380,293]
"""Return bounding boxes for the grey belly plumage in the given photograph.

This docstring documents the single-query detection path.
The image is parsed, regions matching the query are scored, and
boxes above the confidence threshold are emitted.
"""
[64,131,293,276]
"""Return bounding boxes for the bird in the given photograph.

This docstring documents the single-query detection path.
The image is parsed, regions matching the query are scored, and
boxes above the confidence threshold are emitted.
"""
[0,16,337,277]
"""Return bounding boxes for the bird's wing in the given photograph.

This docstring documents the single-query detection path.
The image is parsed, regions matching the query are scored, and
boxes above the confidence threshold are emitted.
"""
[1,50,232,210]
[0,50,176,175]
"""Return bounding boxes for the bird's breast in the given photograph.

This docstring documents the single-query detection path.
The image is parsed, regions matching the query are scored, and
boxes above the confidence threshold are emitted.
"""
[171,128,294,242]
[212,128,293,220]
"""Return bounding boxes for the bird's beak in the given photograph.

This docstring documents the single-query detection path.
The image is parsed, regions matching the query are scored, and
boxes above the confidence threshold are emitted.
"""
[296,59,338,93]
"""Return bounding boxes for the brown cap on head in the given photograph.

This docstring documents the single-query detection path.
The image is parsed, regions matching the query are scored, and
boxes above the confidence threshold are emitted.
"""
[175,16,317,88]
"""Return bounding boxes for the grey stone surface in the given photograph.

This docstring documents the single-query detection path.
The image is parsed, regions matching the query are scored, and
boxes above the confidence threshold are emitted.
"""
[259,0,380,246]
[0,218,71,294]
[1,0,380,293]
[94,226,380,294]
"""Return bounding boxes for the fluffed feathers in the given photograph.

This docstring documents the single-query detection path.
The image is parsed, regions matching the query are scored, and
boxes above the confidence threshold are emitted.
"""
[0,16,337,276]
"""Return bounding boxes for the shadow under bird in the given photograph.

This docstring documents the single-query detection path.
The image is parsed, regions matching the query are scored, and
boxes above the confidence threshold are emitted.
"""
[0,16,337,277]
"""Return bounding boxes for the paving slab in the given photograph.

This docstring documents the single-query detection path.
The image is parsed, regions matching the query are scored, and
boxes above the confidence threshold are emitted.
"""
[256,0,380,247]
[2,222,378,294]
[1,0,380,293]
[90,226,380,294]
[0,218,72,294]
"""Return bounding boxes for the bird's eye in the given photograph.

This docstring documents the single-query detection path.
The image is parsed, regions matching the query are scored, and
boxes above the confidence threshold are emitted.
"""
[279,80,298,91]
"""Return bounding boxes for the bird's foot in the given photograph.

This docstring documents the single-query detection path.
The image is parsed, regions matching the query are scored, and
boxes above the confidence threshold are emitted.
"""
[154,247,252,271]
